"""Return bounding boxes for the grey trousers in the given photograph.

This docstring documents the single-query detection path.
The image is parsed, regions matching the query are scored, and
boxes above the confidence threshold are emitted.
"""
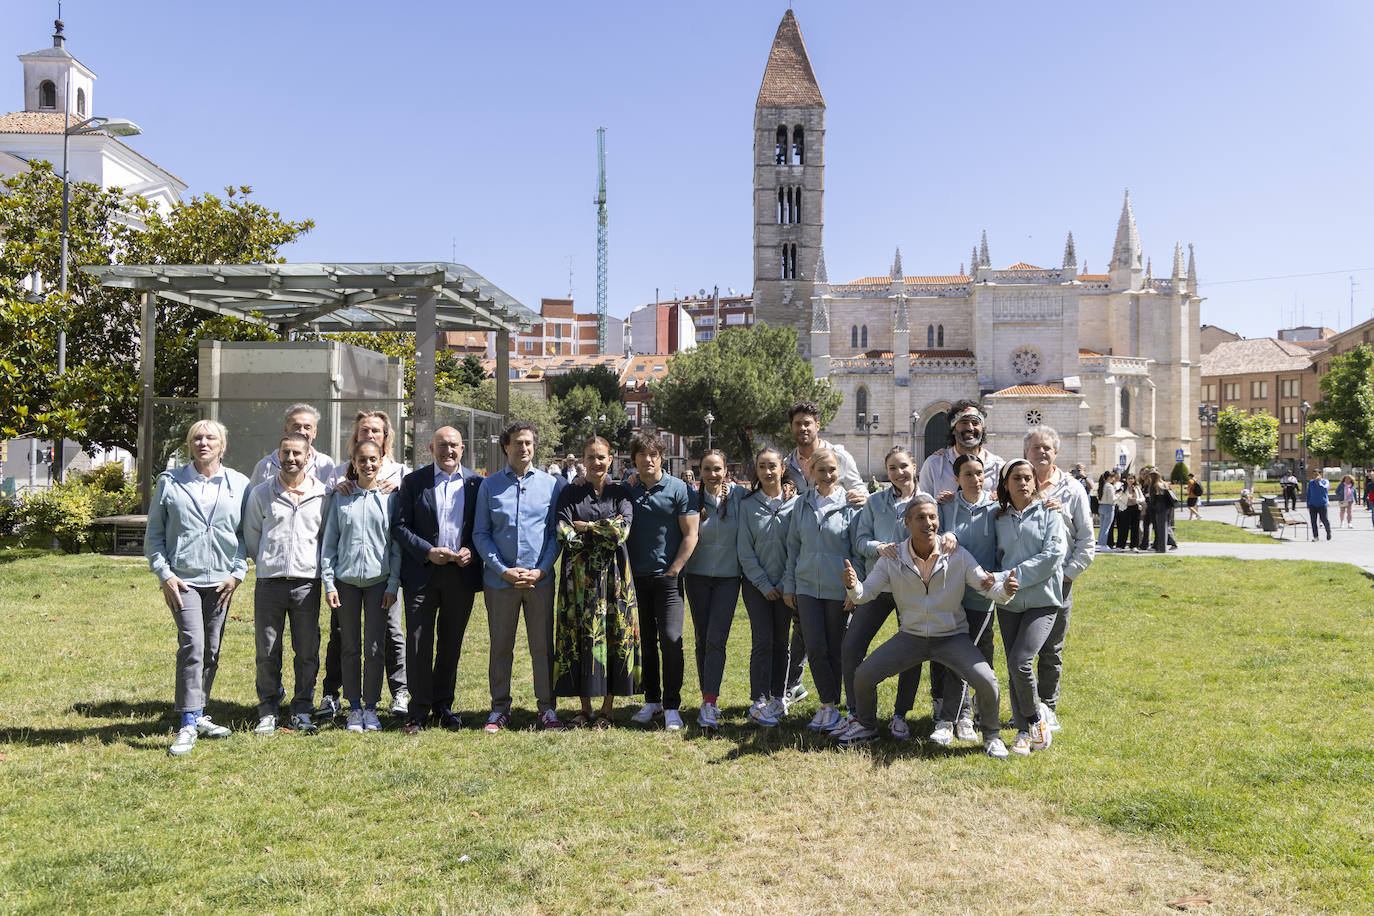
[855,630,999,736]
[841,593,919,719]
[254,577,322,717]
[684,574,741,698]
[485,581,555,715]
[336,580,389,709]
[322,598,406,700]
[741,581,792,700]
[999,605,1058,731]
[1037,579,1073,711]
[171,584,230,713]
[795,594,848,706]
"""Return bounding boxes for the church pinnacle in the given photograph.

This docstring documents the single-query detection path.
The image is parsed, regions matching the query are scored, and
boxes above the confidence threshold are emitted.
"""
[1111,189,1142,272]
[891,247,903,280]
[1062,232,1077,269]
[978,231,990,268]
[756,10,824,108]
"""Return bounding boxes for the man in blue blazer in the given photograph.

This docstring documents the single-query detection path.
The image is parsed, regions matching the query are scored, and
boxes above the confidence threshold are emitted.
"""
[392,426,484,734]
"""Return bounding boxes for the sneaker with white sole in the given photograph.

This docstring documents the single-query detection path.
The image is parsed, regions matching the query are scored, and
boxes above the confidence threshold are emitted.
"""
[1011,731,1032,755]
[954,718,978,743]
[747,698,778,728]
[697,701,720,729]
[664,709,684,731]
[765,697,786,722]
[168,724,197,757]
[888,714,911,741]
[929,720,955,746]
[390,689,410,717]
[539,709,565,731]
[346,708,364,732]
[317,694,341,719]
[254,714,277,736]
[631,702,664,726]
[984,736,1009,759]
[784,683,808,710]
[1038,702,1061,734]
[836,719,879,748]
[1029,716,1052,752]
[484,712,510,734]
[807,705,840,732]
[290,712,317,734]
[827,711,855,736]
[195,715,231,739]
[362,709,382,731]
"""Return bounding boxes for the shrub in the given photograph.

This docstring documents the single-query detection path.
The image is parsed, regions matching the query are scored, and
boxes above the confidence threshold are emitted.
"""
[19,485,95,552]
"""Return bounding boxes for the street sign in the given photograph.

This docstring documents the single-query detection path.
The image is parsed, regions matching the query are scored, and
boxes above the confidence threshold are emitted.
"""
[1175,448,1185,462]
[1117,454,1128,467]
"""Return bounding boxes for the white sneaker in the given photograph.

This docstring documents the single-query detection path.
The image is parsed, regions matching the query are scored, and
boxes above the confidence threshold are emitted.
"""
[764,697,786,721]
[168,724,197,757]
[697,701,720,729]
[362,709,382,731]
[955,718,978,742]
[1039,703,1062,734]
[783,683,808,710]
[254,715,277,736]
[929,720,955,746]
[390,689,410,717]
[984,736,1009,759]
[195,715,231,739]
[317,694,341,719]
[836,719,879,747]
[631,702,664,725]
[748,698,778,728]
[807,705,840,732]
[290,712,317,734]
[346,708,364,733]
[1011,731,1032,755]
[663,709,684,731]
[887,714,911,741]
[827,711,855,736]
[1029,716,1053,752]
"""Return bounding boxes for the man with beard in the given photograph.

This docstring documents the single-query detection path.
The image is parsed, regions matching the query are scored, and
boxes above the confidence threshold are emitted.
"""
[918,401,1003,503]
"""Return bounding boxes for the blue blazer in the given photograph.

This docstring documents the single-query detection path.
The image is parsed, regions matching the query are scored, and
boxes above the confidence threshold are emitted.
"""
[391,464,484,593]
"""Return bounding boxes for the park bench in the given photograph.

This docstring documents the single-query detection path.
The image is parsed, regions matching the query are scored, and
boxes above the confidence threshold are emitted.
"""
[1263,504,1309,541]
[91,514,148,555]
[1234,497,1260,527]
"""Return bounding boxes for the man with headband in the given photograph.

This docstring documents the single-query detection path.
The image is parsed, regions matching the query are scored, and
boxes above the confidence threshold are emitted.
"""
[918,400,1003,503]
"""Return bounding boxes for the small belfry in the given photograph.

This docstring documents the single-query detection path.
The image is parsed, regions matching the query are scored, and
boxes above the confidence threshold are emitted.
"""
[19,18,95,118]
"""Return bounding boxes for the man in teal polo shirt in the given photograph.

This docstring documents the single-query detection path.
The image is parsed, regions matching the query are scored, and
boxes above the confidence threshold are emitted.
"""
[626,432,698,731]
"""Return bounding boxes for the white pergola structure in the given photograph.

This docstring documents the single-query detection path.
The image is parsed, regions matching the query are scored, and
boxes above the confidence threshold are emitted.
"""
[82,262,536,507]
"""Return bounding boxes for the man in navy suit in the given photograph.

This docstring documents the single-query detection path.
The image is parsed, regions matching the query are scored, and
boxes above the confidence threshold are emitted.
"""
[392,427,483,734]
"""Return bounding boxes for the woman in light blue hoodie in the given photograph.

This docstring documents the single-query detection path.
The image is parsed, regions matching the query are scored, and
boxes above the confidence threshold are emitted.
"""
[994,459,1066,757]
[145,419,250,757]
[683,449,744,729]
[321,440,402,734]
[737,446,798,727]
[783,447,861,733]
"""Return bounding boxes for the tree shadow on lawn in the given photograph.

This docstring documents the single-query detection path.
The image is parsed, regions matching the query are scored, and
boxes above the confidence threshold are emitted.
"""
[0,698,260,748]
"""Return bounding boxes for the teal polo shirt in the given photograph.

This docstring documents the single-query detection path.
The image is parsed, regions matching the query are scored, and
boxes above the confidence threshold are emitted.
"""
[627,473,693,575]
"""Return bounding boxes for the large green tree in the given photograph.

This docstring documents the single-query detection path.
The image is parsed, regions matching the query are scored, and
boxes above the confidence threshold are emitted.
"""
[548,365,622,405]
[0,162,312,452]
[647,325,841,461]
[1309,344,1374,466]
[1215,407,1278,489]
[555,384,629,455]
[439,379,563,468]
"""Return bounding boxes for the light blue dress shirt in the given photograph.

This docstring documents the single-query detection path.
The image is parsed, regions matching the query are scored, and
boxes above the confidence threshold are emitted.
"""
[434,467,469,551]
[473,464,565,590]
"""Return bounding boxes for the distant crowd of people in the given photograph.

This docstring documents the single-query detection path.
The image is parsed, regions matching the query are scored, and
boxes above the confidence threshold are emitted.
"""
[147,400,1100,760]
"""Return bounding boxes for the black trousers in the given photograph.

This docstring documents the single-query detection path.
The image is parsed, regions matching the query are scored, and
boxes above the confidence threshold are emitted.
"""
[403,565,477,722]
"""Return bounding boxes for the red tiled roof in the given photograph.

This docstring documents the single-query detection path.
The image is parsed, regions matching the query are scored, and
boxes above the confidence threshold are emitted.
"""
[756,11,824,108]
[0,110,84,134]
[1005,262,1043,270]
[861,349,975,359]
[1078,274,1109,282]
[1078,348,1103,356]
[838,275,970,286]
[1201,337,1314,376]
[990,384,1076,396]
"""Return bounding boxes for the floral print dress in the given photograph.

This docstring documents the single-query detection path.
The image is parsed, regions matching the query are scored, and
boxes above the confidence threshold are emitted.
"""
[553,482,641,698]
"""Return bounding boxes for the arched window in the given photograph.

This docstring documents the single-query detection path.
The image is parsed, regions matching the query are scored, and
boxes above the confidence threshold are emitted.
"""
[793,126,805,165]
[851,325,858,349]
[861,325,868,348]
[76,88,85,117]
[927,324,935,348]
[855,385,869,429]
[39,80,56,109]
[937,324,945,347]
[1120,388,1131,429]
[794,186,802,223]
[775,126,789,165]
[781,243,797,280]
[777,188,785,224]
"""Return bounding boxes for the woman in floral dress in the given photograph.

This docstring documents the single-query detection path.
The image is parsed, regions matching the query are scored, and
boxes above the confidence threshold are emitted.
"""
[553,436,640,727]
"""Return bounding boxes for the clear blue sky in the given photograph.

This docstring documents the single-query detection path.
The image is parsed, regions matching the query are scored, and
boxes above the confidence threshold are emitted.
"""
[5,0,1372,337]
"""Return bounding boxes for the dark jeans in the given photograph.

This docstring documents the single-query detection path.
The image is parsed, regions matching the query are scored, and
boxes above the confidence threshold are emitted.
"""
[740,580,792,701]
[634,574,685,709]
[684,574,741,698]
[795,594,848,706]
[403,565,477,722]
[322,599,406,701]
[1114,504,1140,549]
[1309,504,1331,538]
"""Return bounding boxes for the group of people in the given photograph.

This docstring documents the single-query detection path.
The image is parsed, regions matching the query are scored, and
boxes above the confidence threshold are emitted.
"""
[1089,467,1188,552]
[146,398,1095,761]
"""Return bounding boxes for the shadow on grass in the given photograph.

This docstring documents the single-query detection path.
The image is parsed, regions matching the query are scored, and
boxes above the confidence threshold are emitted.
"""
[0,547,54,564]
[0,698,260,748]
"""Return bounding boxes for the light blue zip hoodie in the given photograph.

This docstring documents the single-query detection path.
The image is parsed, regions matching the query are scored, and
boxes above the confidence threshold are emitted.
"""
[783,490,861,601]
[994,501,1066,611]
[320,487,402,594]
[737,489,797,595]
[939,492,999,612]
[145,464,250,586]
[684,484,744,577]
[854,485,915,579]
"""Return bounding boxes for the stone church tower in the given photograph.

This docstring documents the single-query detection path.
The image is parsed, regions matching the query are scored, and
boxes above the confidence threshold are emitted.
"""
[752,10,825,357]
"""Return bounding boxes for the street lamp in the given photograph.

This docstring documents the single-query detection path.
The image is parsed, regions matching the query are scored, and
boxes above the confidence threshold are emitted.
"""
[704,411,715,453]
[909,409,921,456]
[859,411,880,479]
[584,414,593,438]
[1300,399,1311,477]
[54,102,142,483]
[1197,403,1219,504]
[598,413,606,439]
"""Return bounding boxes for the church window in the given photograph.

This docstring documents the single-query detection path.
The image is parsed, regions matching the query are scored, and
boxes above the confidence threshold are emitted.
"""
[855,386,869,429]
[793,126,805,164]
[38,80,56,109]
[775,126,789,165]
[937,324,945,347]
[781,243,797,280]
[76,88,85,117]
[777,188,785,224]
[1011,347,1042,381]
[851,325,858,349]
[926,324,935,348]
[794,187,802,223]
[1120,388,1131,429]
[1025,409,1043,426]
[861,325,868,348]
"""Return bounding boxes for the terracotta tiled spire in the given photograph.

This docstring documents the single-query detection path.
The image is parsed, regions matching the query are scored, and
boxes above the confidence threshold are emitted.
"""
[756,10,825,108]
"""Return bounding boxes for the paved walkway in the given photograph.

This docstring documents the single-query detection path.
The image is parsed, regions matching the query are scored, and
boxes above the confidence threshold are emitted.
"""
[1104,501,1374,575]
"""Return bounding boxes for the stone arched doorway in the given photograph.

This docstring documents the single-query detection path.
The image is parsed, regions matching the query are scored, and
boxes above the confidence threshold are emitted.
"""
[922,412,948,463]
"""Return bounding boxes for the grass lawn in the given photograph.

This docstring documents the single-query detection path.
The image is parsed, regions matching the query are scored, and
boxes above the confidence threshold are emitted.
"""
[1170,519,1278,544]
[1,552,1371,912]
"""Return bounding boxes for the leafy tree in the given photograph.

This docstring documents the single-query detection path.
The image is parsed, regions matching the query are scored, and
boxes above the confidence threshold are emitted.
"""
[0,162,312,453]
[439,379,563,469]
[1309,344,1374,466]
[1303,418,1339,465]
[1215,407,1278,490]
[556,384,629,455]
[547,364,622,405]
[647,325,841,462]
[452,354,488,391]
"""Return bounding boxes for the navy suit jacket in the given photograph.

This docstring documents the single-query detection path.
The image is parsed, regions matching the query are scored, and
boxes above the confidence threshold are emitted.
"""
[392,463,484,593]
